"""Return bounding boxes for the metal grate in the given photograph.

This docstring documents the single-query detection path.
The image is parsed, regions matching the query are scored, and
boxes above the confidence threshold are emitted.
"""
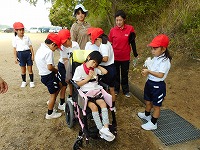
[140,109,200,146]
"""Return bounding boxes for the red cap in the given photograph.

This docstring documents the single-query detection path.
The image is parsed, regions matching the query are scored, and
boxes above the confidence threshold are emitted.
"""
[13,22,24,30]
[148,34,169,48]
[47,33,61,49]
[87,27,95,35]
[91,28,104,44]
[58,29,71,44]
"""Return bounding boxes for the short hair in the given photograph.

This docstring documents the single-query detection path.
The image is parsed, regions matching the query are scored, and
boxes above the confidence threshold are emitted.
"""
[87,51,103,66]
[115,10,126,19]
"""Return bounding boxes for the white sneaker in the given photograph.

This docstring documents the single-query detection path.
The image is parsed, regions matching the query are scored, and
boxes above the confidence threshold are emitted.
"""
[30,82,35,88]
[58,103,65,111]
[100,127,115,138]
[20,81,26,88]
[137,112,151,121]
[45,111,62,119]
[67,96,73,104]
[141,121,157,130]
[100,132,115,142]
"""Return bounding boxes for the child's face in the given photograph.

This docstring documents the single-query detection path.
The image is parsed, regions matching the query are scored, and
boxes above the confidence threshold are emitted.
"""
[151,47,166,57]
[16,29,24,37]
[76,10,86,22]
[115,16,125,28]
[87,59,98,68]
[62,38,72,48]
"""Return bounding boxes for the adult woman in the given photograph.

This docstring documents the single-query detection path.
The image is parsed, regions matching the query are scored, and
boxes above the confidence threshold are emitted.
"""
[109,10,138,97]
[70,4,91,49]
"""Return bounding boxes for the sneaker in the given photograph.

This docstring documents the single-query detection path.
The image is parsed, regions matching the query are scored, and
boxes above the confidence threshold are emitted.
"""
[58,103,65,111]
[125,92,131,98]
[67,96,73,104]
[30,82,35,88]
[137,112,151,121]
[45,111,62,119]
[100,127,115,138]
[111,107,116,112]
[20,81,26,88]
[141,121,157,130]
[100,132,115,142]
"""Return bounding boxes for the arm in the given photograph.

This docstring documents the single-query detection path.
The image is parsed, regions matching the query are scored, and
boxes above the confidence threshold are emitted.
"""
[29,45,34,61]
[129,32,138,57]
[47,64,58,73]
[141,69,164,78]
[0,77,8,94]
[70,24,77,42]
[97,65,108,75]
[76,70,94,87]
[13,47,18,64]
[102,56,108,62]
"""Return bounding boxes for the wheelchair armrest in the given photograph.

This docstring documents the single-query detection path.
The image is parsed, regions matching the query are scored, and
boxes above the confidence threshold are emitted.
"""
[70,79,80,89]
[99,81,109,91]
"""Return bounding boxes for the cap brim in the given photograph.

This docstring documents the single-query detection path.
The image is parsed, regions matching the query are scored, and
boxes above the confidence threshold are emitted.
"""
[148,42,159,47]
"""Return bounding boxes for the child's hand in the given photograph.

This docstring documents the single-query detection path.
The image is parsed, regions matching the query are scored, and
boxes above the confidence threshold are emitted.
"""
[88,70,95,78]
[141,69,149,76]
[15,58,19,64]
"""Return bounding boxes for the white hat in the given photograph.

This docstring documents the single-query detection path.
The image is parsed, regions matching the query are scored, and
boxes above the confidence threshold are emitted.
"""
[73,4,88,17]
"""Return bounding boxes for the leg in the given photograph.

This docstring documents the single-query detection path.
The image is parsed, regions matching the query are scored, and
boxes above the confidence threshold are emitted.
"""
[120,61,130,94]
[59,85,67,100]
[21,66,26,81]
[88,101,103,130]
[114,61,120,93]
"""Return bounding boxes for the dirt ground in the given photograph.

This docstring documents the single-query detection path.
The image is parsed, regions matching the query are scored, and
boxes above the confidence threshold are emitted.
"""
[0,33,200,150]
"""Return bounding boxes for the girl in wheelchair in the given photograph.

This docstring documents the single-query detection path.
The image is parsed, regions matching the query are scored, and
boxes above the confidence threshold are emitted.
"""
[72,51,115,142]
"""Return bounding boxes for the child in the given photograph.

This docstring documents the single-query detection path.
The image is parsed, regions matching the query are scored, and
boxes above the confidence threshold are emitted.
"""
[57,29,80,111]
[12,22,35,88]
[138,34,172,130]
[72,51,115,142]
[85,27,99,51]
[90,28,116,113]
[35,33,62,119]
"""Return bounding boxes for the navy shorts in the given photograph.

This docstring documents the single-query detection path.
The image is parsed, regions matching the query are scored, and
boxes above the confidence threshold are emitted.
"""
[57,62,67,86]
[100,64,116,87]
[17,50,33,66]
[41,72,60,94]
[144,80,166,107]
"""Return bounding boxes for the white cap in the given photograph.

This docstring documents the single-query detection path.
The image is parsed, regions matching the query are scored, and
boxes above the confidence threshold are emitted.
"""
[73,4,88,17]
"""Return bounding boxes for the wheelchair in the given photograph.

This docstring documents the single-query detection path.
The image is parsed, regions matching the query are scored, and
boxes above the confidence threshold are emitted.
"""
[64,50,117,150]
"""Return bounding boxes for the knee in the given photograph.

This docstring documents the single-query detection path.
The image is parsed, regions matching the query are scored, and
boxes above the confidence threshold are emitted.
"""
[88,103,98,112]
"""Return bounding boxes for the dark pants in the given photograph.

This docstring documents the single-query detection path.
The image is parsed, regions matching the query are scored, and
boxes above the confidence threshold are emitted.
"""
[114,60,130,94]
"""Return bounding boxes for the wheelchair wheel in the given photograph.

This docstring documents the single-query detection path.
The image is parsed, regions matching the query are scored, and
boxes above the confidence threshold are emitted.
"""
[65,100,74,128]
[73,136,83,150]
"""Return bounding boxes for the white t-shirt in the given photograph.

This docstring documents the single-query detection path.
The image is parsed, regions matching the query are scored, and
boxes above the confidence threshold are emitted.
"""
[85,41,99,51]
[98,41,114,66]
[72,64,103,91]
[147,54,171,82]
[35,43,54,76]
[12,35,32,51]
[59,41,80,64]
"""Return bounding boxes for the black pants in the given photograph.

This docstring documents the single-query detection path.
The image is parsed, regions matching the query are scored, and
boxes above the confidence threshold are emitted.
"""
[114,60,130,94]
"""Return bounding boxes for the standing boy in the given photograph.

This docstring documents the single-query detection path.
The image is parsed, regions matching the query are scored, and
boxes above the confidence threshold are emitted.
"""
[35,33,62,119]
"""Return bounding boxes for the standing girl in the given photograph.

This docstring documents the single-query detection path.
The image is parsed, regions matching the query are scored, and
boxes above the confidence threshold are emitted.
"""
[138,34,172,130]
[90,28,117,113]
[109,10,138,97]
[12,22,35,88]
[70,4,91,49]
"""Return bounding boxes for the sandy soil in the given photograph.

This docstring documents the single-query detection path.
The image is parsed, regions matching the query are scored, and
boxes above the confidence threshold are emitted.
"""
[0,33,200,150]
